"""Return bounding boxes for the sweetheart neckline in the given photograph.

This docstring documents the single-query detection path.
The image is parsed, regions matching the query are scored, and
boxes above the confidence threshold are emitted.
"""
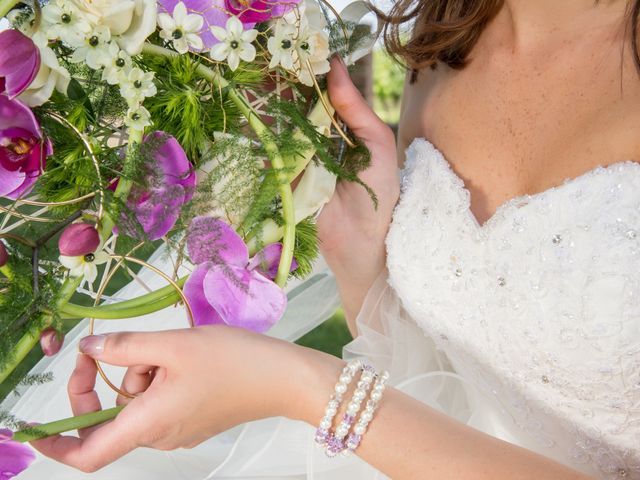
[407,137,640,230]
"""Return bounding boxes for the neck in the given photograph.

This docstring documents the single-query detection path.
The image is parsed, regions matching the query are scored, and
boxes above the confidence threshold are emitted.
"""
[494,0,626,49]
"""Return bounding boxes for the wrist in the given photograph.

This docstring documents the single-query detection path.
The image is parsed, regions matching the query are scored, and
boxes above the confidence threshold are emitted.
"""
[280,344,345,425]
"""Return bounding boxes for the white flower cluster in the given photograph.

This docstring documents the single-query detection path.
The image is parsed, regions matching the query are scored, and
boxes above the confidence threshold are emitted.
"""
[8,0,333,115]
[9,0,158,128]
[267,0,330,86]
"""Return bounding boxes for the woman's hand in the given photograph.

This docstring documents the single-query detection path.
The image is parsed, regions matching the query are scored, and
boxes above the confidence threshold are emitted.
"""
[319,58,400,324]
[30,326,344,473]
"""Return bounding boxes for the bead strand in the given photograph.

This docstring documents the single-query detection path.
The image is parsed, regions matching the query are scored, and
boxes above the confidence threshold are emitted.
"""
[328,365,376,457]
[346,371,389,453]
[314,359,362,447]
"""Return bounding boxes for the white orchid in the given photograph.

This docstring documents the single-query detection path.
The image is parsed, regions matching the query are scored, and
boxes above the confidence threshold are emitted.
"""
[267,0,330,86]
[18,45,71,107]
[69,25,112,69]
[124,104,152,129]
[267,22,297,70]
[59,250,109,284]
[119,67,157,105]
[158,2,204,54]
[102,43,132,85]
[210,16,258,71]
[41,0,91,45]
[70,0,157,54]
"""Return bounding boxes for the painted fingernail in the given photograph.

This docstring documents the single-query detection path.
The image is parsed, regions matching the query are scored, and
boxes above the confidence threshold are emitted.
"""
[79,335,107,356]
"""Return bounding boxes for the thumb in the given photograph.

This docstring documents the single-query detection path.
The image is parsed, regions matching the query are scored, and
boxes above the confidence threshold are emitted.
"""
[79,332,169,367]
[327,57,391,144]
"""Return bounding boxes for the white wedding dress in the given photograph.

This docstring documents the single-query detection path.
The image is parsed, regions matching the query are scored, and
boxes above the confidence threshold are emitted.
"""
[5,138,640,479]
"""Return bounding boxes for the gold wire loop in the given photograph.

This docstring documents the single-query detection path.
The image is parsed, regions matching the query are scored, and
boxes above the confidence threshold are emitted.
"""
[88,252,195,399]
[47,112,105,222]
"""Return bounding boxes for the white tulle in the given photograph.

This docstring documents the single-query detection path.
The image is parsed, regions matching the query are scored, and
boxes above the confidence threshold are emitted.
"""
[5,138,640,479]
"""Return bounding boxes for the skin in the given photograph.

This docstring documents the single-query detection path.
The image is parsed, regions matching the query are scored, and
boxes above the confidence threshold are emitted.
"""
[32,0,638,477]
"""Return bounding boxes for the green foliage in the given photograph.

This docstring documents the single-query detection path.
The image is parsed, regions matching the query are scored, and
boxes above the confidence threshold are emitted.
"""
[143,54,253,163]
[267,96,376,206]
[292,218,319,279]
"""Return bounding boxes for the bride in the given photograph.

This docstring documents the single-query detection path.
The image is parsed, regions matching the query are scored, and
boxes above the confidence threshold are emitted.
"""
[9,0,640,478]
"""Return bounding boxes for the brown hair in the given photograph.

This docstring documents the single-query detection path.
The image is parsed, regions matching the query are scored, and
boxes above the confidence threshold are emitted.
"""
[375,0,640,72]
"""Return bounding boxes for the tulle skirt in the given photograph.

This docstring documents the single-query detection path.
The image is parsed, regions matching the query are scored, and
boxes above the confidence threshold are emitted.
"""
[3,254,545,479]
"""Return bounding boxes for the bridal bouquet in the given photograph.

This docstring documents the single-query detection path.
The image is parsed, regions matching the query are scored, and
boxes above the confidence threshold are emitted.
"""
[0,0,376,475]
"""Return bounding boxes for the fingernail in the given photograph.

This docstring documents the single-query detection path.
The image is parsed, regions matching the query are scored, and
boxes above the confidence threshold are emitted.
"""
[79,335,107,356]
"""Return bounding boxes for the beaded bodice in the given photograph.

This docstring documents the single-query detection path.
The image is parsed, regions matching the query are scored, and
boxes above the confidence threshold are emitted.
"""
[386,139,640,479]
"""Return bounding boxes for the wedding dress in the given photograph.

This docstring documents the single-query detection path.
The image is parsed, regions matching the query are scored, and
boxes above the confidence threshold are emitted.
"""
[4,138,640,479]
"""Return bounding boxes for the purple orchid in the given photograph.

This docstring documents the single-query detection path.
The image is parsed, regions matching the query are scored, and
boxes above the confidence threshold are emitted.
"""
[225,0,299,24]
[0,429,36,480]
[0,242,7,267]
[0,30,40,99]
[184,216,296,332]
[0,95,52,200]
[122,132,196,241]
[40,327,64,357]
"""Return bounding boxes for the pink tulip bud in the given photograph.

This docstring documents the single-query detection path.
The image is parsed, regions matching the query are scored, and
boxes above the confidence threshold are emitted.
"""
[39,327,64,356]
[58,223,100,257]
[0,241,7,267]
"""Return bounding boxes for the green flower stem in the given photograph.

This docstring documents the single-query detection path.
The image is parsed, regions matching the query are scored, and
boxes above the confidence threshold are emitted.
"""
[61,290,181,320]
[14,406,124,443]
[141,43,295,287]
[99,129,143,238]
[0,326,40,385]
[0,264,14,281]
[0,0,19,18]
[0,275,83,385]
[89,275,188,312]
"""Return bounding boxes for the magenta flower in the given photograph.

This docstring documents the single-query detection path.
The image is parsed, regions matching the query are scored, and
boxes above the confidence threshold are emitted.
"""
[0,95,52,200]
[40,327,64,357]
[0,30,40,99]
[225,0,299,24]
[184,216,296,332]
[0,242,7,267]
[158,0,231,49]
[0,429,36,480]
[123,132,196,241]
[58,223,101,257]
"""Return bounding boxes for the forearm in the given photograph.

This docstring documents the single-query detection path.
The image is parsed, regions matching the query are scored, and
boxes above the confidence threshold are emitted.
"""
[289,348,592,480]
[322,241,387,330]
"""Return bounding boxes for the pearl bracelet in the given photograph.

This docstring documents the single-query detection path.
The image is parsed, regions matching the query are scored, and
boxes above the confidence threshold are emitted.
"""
[315,359,362,448]
[346,370,389,453]
[315,360,389,458]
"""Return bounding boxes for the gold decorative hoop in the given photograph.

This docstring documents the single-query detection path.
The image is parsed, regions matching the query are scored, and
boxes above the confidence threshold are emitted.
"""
[88,252,194,399]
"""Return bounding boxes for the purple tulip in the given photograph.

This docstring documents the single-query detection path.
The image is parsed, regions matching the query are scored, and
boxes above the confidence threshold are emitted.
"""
[58,223,101,257]
[0,242,7,267]
[123,132,196,241]
[0,95,52,200]
[158,0,232,48]
[225,0,299,23]
[0,429,36,480]
[40,327,64,356]
[184,216,295,332]
[0,30,40,99]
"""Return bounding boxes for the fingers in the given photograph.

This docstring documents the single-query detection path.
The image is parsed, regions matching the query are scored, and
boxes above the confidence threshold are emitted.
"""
[117,365,155,406]
[30,413,140,473]
[327,57,394,145]
[79,331,176,368]
[68,354,102,438]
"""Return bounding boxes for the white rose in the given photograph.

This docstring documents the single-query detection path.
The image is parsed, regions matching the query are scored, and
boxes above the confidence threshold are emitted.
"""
[71,0,157,54]
[18,45,71,107]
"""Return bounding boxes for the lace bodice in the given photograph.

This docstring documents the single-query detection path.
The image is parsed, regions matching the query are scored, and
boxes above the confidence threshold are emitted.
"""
[386,139,640,479]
